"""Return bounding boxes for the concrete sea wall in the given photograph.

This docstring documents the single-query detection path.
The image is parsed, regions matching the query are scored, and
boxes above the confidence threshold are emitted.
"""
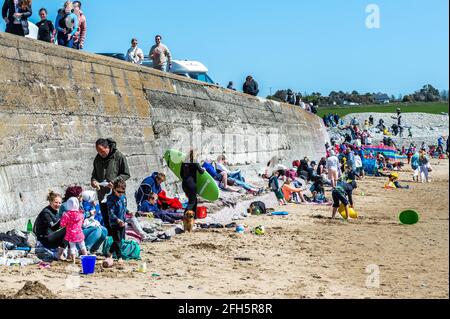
[0,32,329,231]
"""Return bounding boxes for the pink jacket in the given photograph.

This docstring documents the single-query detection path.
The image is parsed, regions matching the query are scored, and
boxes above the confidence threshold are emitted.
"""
[60,210,85,243]
[73,11,87,47]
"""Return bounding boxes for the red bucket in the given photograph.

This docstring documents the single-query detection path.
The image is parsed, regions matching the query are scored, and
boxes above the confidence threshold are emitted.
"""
[196,206,208,219]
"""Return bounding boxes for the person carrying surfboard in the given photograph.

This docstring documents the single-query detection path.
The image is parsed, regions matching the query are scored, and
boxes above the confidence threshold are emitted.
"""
[180,149,205,219]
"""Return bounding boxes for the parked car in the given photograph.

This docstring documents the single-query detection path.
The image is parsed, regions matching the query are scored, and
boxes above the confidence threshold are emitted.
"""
[142,58,215,84]
[96,53,126,60]
[95,52,215,85]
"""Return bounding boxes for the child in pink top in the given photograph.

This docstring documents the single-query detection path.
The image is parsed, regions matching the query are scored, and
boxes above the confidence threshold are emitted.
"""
[60,197,88,263]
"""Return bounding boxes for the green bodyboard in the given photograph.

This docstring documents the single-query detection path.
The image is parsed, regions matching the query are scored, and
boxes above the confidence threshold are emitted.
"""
[164,149,220,202]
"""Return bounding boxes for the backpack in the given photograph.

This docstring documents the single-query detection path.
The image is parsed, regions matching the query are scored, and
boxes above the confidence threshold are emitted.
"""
[249,201,266,215]
[102,236,141,260]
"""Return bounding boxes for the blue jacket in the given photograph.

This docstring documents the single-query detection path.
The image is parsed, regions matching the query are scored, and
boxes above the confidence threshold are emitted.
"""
[411,153,420,170]
[82,201,103,224]
[55,11,78,36]
[202,162,219,179]
[140,200,160,213]
[135,172,162,209]
[107,193,128,227]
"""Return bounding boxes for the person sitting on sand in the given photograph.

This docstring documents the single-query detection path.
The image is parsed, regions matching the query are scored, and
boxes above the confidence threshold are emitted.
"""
[282,178,308,204]
[140,192,184,224]
[202,159,239,192]
[331,180,357,220]
[33,191,68,260]
[216,155,263,195]
[269,171,287,206]
[310,176,327,203]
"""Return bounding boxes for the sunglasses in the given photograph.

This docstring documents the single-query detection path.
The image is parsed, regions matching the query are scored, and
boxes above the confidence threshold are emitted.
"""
[115,189,126,195]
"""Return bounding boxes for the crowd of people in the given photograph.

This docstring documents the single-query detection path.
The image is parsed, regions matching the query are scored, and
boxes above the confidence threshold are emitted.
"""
[2,0,87,50]
[32,139,266,266]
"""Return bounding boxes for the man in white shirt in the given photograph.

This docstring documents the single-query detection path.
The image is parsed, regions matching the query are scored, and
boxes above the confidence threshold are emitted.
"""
[126,38,144,64]
[149,34,172,72]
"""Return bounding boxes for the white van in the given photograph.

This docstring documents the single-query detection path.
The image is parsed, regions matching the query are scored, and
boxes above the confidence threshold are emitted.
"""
[25,21,38,40]
[142,58,216,84]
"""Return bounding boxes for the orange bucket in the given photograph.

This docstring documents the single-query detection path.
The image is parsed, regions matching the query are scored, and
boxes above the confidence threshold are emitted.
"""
[196,206,208,219]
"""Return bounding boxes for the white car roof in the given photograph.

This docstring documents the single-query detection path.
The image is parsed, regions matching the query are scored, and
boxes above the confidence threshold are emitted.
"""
[172,60,208,73]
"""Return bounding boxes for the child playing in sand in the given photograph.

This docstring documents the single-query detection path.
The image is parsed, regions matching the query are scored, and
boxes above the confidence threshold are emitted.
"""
[386,173,410,189]
[60,197,88,263]
[105,179,129,265]
[331,181,357,220]
[269,171,287,206]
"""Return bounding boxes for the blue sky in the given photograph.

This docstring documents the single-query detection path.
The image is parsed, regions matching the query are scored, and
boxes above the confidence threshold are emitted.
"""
[2,0,448,97]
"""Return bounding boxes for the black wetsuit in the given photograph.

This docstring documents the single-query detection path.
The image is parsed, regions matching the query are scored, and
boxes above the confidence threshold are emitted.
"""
[180,162,205,215]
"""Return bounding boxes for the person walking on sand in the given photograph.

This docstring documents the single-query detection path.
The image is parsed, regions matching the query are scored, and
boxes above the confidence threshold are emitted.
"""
[149,34,172,72]
[326,150,339,188]
[180,149,205,219]
[418,150,430,183]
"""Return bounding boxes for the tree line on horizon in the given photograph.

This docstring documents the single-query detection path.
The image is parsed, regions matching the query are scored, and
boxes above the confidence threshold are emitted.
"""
[267,84,449,106]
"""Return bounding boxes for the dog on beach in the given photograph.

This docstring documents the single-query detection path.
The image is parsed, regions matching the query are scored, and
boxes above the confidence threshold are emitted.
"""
[183,210,195,233]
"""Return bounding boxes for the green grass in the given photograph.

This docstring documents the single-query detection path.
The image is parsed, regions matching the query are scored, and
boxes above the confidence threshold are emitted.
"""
[317,102,449,118]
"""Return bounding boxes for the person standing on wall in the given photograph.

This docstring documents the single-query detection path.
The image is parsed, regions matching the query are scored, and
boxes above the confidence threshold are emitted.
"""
[55,1,78,48]
[227,81,236,91]
[243,75,259,96]
[36,8,55,43]
[149,34,172,72]
[126,38,144,64]
[91,138,130,235]
[72,1,86,50]
[2,0,32,37]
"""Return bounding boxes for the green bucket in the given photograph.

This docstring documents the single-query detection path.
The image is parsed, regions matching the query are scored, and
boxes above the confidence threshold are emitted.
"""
[399,210,420,225]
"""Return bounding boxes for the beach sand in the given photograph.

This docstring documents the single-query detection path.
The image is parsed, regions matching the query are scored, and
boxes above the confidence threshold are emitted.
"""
[0,160,448,299]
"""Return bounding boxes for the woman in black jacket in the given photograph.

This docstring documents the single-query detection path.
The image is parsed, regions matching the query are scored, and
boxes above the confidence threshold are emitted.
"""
[33,190,68,260]
[2,0,32,36]
[180,149,205,217]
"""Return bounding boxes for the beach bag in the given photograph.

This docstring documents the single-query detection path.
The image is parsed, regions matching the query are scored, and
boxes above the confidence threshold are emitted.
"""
[249,201,266,215]
[102,236,141,260]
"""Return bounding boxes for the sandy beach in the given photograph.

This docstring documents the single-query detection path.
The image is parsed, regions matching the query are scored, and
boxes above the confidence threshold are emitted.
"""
[0,160,448,299]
